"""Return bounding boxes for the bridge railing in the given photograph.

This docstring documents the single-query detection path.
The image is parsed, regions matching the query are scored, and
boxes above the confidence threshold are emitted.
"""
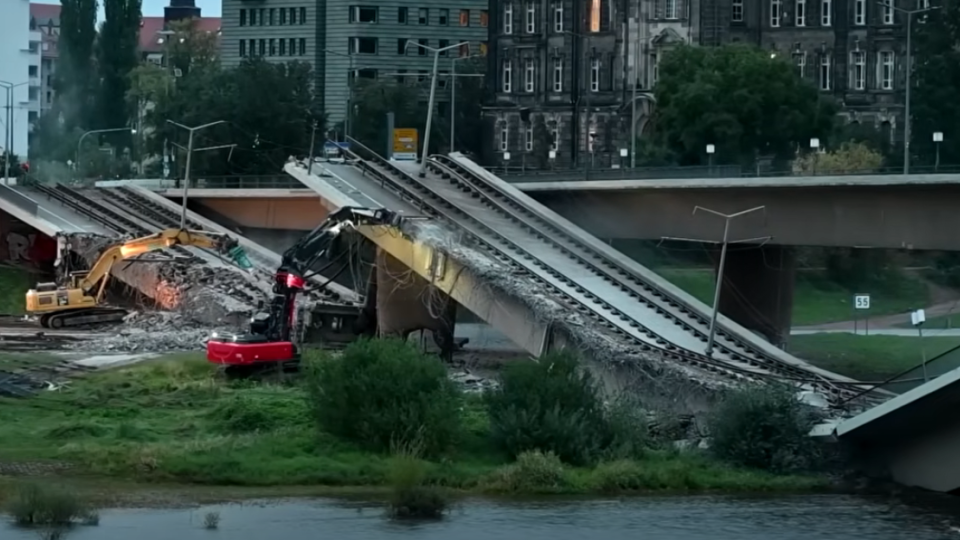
[494,164,960,183]
[0,184,38,215]
[94,175,307,190]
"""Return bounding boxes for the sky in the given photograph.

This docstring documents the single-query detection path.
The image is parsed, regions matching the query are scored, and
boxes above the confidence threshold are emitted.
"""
[31,1,222,20]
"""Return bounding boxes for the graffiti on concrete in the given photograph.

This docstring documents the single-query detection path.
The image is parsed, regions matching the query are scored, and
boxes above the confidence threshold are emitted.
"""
[3,231,57,266]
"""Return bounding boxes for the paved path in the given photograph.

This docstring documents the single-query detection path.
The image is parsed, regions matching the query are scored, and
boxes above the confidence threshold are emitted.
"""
[791,328,960,337]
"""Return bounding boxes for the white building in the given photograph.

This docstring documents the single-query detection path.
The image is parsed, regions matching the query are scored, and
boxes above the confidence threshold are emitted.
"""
[0,0,37,163]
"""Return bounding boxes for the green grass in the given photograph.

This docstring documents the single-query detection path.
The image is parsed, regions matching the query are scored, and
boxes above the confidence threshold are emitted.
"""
[657,269,931,326]
[788,334,960,381]
[0,354,823,495]
[0,267,32,315]
[894,313,960,330]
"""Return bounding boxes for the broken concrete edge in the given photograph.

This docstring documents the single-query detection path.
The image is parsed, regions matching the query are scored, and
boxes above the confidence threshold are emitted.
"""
[403,218,742,415]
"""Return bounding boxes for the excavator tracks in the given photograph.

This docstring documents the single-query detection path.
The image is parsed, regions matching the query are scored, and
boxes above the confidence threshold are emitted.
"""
[40,307,128,329]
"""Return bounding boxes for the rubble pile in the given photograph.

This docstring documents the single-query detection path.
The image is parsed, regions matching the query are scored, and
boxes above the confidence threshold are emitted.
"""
[74,311,234,353]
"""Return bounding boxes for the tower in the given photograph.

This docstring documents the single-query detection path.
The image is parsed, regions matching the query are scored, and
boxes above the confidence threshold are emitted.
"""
[165,0,201,23]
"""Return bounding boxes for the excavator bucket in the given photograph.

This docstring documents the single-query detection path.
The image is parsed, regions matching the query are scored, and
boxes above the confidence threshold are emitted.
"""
[227,245,254,270]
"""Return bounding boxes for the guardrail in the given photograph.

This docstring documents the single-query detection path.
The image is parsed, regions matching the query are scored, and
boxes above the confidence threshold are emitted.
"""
[492,164,960,182]
[95,176,305,190]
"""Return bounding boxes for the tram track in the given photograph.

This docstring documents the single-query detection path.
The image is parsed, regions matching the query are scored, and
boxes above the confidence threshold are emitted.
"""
[336,142,874,404]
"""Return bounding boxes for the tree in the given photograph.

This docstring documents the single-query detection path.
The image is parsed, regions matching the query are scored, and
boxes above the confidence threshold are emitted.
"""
[793,141,884,175]
[164,18,220,79]
[653,44,836,167]
[912,4,960,166]
[57,0,98,131]
[97,0,141,135]
[350,80,428,155]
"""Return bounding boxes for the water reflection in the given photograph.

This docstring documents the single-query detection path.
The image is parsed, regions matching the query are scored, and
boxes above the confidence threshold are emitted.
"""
[3,494,958,540]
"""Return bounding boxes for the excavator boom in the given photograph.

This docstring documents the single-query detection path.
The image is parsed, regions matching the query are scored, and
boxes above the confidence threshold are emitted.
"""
[25,227,253,329]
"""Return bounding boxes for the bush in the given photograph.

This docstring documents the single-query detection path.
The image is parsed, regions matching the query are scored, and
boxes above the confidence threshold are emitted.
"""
[302,338,462,456]
[708,385,823,473]
[484,351,645,465]
[386,442,449,520]
[484,450,568,493]
[5,483,97,527]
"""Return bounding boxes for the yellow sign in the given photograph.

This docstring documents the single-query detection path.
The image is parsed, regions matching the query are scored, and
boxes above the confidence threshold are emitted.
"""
[393,128,418,160]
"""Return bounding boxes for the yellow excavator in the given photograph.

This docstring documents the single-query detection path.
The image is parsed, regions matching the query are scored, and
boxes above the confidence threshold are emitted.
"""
[25,228,254,329]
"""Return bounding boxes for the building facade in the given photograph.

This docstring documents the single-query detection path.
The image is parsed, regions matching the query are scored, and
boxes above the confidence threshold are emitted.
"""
[1,0,37,161]
[221,0,489,130]
[484,0,699,169]
[719,0,907,138]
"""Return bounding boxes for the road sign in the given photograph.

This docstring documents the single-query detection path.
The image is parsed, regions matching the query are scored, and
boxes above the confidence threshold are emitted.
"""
[392,128,418,160]
[854,294,871,310]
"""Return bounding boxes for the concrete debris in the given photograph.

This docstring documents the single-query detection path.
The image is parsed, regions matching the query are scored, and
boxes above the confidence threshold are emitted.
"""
[73,311,230,353]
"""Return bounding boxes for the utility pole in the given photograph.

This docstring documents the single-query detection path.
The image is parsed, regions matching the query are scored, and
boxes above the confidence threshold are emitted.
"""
[307,121,318,175]
[630,0,640,169]
[877,0,938,175]
[166,119,230,229]
[405,40,468,178]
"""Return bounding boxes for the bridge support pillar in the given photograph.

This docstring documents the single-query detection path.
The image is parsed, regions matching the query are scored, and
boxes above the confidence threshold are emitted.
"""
[713,245,795,348]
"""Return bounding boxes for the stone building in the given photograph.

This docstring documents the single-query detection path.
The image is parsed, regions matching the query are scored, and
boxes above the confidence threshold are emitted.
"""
[483,0,699,169]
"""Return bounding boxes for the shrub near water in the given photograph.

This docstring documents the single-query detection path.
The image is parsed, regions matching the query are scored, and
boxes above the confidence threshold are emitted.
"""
[484,351,646,466]
[302,338,462,456]
[708,385,823,473]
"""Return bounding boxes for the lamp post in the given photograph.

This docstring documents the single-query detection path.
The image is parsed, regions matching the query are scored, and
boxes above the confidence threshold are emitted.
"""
[878,0,938,175]
[320,49,355,139]
[76,127,138,178]
[450,53,482,153]
[405,40,468,178]
[933,131,943,172]
[0,80,29,184]
[810,137,820,175]
[706,143,715,173]
[166,119,227,229]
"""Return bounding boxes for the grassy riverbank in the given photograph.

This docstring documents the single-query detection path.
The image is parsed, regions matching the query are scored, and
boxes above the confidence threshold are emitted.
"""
[0,353,823,496]
[788,334,960,381]
[0,267,31,315]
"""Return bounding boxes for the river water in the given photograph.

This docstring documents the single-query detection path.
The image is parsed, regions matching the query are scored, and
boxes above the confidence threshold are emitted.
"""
[4,494,960,540]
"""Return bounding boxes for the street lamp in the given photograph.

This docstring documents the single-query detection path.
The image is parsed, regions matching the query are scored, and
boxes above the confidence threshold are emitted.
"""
[76,127,138,179]
[0,80,29,184]
[320,48,355,139]
[706,143,716,173]
[166,119,228,229]
[878,0,939,175]
[405,40,468,178]
[933,131,943,171]
[450,53,482,153]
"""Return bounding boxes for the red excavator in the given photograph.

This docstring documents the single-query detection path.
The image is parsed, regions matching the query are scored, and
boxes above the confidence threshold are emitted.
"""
[206,207,398,371]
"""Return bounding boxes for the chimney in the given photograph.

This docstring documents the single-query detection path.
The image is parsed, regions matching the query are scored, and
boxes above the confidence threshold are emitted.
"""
[165,0,201,23]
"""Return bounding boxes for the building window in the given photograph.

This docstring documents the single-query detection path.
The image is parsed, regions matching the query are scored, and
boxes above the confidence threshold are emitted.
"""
[279,7,286,24]
[439,8,449,24]
[553,3,564,31]
[796,0,805,26]
[439,39,449,55]
[299,38,306,56]
[918,0,930,8]
[239,39,246,56]
[240,9,246,26]
[882,1,894,24]
[879,51,894,90]
[481,10,489,27]
[552,57,563,91]
[419,8,429,24]
[525,126,534,151]
[503,4,513,34]
[290,7,298,24]
[771,0,781,26]
[349,6,379,23]
[288,38,296,56]
[500,125,508,152]
[665,0,679,19]
[249,39,256,56]
[459,42,470,56]
[550,127,559,151]
[418,70,428,82]
[793,51,806,77]
[438,69,448,88]
[589,0,600,30]
[258,39,266,56]
[524,59,535,92]
[821,0,831,25]
[418,38,428,55]
[350,37,378,54]
[854,0,865,25]
[268,8,275,25]
[649,53,659,86]
[250,8,258,25]
[502,60,512,93]
[526,3,536,33]
[398,7,408,23]
[269,38,276,56]
[279,39,286,55]
[590,58,600,92]
[460,9,470,25]
[819,54,831,90]
[732,0,743,21]
[301,7,307,23]
[851,51,865,90]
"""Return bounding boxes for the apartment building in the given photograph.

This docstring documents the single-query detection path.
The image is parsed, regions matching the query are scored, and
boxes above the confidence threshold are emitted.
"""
[221,0,489,129]
[1,0,37,160]
[30,2,58,118]
[705,0,907,139]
